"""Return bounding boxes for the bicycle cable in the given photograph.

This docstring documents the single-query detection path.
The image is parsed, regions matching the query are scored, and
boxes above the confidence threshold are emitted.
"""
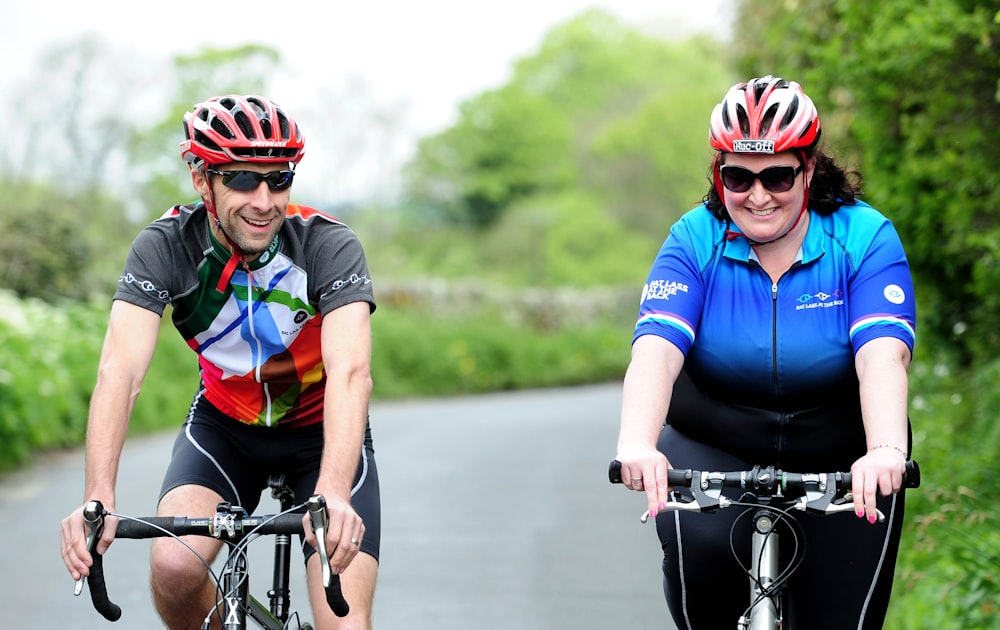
[727,498,807,620]
[110,512,223,587]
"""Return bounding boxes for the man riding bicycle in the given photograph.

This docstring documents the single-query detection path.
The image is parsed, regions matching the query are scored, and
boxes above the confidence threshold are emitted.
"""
[60,95,380,629]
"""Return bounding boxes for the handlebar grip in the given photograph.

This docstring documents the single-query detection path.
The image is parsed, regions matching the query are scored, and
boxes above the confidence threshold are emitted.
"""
[80,500,122,622]
[306,495,350,617]
[325,574,350,618]
[841,460,921,490]
[86,553,122,622]
[607,459,694,487]
[904,460,921,488]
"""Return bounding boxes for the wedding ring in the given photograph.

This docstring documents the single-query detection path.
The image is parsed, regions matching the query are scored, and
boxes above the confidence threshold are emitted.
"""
[351,538,360,546]
[631,478,643,485]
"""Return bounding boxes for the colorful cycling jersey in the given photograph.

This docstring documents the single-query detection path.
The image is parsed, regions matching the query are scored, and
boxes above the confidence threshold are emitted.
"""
[634,201,915,407]
[114,202,375,428]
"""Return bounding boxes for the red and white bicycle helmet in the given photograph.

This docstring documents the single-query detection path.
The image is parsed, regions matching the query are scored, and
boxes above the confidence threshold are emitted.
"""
[180,95,305,167]
[709,76,821,154]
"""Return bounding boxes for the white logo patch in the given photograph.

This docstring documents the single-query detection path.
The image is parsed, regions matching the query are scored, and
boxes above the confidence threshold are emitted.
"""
[883,284,905,305]
[733,139,775,154]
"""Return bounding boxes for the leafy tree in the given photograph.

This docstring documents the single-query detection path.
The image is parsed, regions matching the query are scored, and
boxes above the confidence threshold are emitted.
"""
[0,180,129,300]
[404,10,734,229]
[0,34,139,191]
[406,87,576,227]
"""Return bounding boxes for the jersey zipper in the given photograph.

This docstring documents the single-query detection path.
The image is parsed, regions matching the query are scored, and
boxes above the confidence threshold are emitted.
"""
[245,271,274,427]
[771,281,780,397]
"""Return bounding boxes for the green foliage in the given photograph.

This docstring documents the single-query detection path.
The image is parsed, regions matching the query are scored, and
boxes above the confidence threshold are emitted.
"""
[356,190,658,291]
[0,180,131,300]
[0,291,631,472]
[0,293,101,467]
[370,307,628,398]
[0,293,199,472]
[888,352,1000,628]
[404,10,734,229]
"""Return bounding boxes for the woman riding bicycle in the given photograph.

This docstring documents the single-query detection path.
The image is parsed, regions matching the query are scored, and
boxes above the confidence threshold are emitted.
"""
[614,75,916,629]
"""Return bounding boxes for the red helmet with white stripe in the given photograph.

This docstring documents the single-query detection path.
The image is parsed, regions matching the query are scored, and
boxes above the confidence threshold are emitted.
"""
[709,76,821,154]
[180,95,305,167]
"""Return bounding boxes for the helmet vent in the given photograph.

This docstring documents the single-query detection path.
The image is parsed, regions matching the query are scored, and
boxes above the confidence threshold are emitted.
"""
[760,103,779,136]
[735,103,751,138]
[720,101,733,131]
[780,96,800,131]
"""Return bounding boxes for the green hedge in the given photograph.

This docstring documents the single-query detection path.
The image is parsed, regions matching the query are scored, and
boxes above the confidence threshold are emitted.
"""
[0,291,630,471]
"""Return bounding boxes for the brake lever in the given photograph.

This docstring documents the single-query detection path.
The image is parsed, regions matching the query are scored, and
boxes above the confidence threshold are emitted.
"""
[306,496,332,588]
[74,500,104,596]
[794,487,886,522]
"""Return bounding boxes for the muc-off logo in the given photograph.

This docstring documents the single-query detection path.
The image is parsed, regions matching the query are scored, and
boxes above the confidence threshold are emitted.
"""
[733,139,775,154]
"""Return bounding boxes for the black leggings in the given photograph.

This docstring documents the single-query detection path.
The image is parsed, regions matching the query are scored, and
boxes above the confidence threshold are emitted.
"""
[656,425,905,630]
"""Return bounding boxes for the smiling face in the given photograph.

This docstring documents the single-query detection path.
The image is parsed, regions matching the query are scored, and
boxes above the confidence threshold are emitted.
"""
[192,162,292,260]
[720,151,814,246]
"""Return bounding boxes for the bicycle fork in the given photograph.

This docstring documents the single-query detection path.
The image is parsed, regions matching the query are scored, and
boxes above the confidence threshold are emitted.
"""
[740,508,782,630]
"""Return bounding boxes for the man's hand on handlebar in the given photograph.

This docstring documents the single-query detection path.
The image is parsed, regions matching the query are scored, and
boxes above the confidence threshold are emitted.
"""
[60,500,118,582]
[302,493,365,576]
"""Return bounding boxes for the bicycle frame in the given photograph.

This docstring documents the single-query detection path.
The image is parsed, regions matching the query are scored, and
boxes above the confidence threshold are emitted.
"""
[222,475,303,630]
[744,506,782,630]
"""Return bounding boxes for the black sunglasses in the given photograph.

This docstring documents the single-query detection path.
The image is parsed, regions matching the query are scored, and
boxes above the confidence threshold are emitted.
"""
[207,169,295,192]
[719,164,803,193]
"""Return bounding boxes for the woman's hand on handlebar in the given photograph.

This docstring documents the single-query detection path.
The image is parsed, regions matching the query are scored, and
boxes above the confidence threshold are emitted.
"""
[850,448,907,524]
[614,447,672,518]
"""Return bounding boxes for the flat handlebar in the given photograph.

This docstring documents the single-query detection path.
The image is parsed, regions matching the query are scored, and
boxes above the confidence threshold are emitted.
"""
[609,459,920,521]
[75,497,349,621]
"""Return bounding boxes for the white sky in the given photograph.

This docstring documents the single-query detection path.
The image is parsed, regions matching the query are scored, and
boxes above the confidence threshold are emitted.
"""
[4,1,734,203]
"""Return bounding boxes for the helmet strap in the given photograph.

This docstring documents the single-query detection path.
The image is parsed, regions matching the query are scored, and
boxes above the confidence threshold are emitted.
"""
[202,174,253,294]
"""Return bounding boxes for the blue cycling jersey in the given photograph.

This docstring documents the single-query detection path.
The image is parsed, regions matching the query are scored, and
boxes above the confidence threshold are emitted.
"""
[634,201,915,405]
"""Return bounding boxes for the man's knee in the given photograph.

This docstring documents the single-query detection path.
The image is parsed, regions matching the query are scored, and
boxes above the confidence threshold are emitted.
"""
[150,537,218,595]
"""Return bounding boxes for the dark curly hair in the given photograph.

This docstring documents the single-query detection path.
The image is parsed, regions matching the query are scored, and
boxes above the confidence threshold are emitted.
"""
[703,147,863,221]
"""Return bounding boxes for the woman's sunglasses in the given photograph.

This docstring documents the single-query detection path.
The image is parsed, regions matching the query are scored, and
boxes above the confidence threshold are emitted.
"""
[719,164,803,193]
[207,169,295,192]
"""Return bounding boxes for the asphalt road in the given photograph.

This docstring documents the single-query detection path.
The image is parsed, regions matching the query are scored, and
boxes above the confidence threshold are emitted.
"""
[0,383,673,629]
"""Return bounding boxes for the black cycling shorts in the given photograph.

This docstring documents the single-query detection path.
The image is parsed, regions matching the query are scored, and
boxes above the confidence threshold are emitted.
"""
[159,391,381,563]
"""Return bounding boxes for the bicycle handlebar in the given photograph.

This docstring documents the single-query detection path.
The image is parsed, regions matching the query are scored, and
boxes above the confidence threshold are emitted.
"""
[609,459,920,521]
[75,497,350,621]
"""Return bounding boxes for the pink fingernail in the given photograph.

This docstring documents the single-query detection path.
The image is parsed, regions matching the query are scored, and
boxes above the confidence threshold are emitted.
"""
[856,509,864,518]
[868,514,876,524]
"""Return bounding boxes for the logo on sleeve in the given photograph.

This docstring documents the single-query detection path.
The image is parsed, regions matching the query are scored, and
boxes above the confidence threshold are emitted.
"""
[883,284,905,305]
[641,280,689,303]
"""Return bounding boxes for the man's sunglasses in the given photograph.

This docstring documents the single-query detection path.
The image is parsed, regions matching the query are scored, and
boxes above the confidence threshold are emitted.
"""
[719,164,803,193]
[207,169,295,192]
